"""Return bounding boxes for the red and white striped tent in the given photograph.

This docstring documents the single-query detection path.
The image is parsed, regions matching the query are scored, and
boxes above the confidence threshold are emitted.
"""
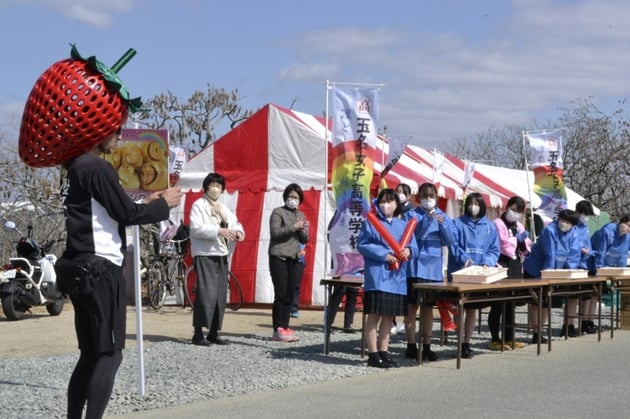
[174,103,464,306]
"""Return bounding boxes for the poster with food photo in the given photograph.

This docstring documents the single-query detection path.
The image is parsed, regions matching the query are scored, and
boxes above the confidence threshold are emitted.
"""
[102,128,169,201]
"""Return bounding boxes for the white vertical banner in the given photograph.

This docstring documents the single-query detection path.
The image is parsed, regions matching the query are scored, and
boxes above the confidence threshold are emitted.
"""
[381,136,411,178]
[462,160,476,188]
[328,85,381,275]
[432,148,445,191]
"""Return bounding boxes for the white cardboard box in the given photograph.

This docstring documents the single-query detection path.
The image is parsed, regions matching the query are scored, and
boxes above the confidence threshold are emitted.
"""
[540,269,589,279]
[596,267,630,277]
[451,266,508,284]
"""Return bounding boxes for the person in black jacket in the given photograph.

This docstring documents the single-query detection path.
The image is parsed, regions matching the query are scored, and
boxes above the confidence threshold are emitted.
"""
[61,128,182,419]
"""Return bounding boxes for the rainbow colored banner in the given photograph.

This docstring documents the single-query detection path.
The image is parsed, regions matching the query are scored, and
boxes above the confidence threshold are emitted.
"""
[526,129,567,218]
[328,87,379,275]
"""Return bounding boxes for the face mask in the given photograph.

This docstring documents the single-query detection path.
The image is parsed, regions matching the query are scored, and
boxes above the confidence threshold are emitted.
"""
[207,186,222,200]
[558,220,572,233]
[398,193,408,204]
[505,209,521,223]
[379,202,396,217]
[579,215,589,224]
[421,198,436,211]
[285,198,299,210]
[619,223,630,236]
[468,205,480,217]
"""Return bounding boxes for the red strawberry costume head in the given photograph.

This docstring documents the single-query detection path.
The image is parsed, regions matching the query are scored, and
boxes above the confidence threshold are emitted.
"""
[19,44,142,168]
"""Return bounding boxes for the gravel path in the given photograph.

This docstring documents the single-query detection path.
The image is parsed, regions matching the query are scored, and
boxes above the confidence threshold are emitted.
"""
[0,304,613,418]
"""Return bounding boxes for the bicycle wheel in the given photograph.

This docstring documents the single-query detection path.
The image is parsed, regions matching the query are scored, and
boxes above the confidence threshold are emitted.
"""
[146,260,167,310]
[227,271,244,311]
[176,261,192,308]
[185,266,197,307]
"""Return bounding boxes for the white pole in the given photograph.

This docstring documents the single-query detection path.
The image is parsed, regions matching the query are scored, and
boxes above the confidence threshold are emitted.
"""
[323,80,331,353]
[132,225,145,397]
[522,130,537,242]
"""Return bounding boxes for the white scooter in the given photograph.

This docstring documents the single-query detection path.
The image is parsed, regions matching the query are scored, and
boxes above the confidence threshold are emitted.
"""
[0,221,64,320]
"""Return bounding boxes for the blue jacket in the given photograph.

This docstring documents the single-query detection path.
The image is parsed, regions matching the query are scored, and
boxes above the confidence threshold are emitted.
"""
[523,221,581,277]
[590,222,630,268]
[447,214,500,280]
[574,221,592,270]
[407,207,454,281]
[357,206,419,295]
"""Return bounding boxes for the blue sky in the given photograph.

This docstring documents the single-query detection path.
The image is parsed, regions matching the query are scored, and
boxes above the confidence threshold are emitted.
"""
[1,0,629,149]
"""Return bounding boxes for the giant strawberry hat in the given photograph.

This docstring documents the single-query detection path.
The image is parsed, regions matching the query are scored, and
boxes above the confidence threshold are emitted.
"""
[19,44,142,167]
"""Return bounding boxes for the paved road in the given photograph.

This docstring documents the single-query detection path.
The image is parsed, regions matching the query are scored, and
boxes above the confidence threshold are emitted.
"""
[109,329,630,419]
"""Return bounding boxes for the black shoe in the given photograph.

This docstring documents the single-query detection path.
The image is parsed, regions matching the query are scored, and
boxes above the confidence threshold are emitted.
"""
[559,325,578,338]
[367,358,392,368]
[422,348,439,362]
[531,333,548,344]
[380,355,399,368]
[405,346,419,361]
[192,335,210,346]
[582,321,597,334]
[208,335,229,345]
[461,343,473,359]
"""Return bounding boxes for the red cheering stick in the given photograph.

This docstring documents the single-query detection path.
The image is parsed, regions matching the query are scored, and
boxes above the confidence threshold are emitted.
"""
[398,217,418,261]
[366,212,417,269]
[19,44,142,168]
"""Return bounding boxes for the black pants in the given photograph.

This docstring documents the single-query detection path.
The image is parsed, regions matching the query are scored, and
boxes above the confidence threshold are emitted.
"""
[67,263,124,418]
[326,285,358,328]
[269,256,303,331]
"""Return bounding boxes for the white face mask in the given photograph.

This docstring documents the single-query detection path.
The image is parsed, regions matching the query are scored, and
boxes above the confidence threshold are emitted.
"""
[579,215,589,224]
[207,186,222,200]
[505,209,521,223]
[558,220,573,233]
[398,193,408,204]
[285,198,299,210]
[468,205,480,217]
[421,198,436,211]
[379,202,396,217]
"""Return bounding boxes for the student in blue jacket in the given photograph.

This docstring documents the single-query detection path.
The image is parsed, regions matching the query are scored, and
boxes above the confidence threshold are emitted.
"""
[358,188,418,368]
[591,215,630,269]
[523,209,581,343]
[447,192,500,359]
[404,182,455,363]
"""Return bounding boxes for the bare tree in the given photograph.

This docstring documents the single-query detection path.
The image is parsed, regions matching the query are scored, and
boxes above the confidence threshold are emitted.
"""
[135,84,253,156]
[559,98,630,218]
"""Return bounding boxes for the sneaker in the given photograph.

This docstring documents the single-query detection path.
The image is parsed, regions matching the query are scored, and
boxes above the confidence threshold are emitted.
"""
[581,321,597,334]
[531,333,548,344]
[290,311,299,318]
[488,340,510,351]
[505,341,526,349]
[343,325,360,333]
[192,335,210,346]
[285,327,300,342]
[272,327,293,342]
[461,343,473,359]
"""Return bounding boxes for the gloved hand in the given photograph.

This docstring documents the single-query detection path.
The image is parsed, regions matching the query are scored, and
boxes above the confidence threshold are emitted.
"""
[516,230,529,242]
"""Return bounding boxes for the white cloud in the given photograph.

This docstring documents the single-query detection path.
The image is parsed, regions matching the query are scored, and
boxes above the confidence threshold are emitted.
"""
[8,0,135,27]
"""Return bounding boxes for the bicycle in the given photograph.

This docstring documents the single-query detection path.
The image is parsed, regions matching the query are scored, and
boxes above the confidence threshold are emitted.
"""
[145,238,193,310]
[185,265,244,311]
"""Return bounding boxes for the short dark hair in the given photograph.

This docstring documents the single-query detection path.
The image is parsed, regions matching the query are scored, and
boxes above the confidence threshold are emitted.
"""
[377,188,402,217]
[417,182,438,199]
[619,214,630,224]
[506,196,526,212]
[557,209,579,225]
[464,192,487,218]
[202,172,225,192]
[575,200,595,216]
[283,183,304,203]
[396,183,411,196]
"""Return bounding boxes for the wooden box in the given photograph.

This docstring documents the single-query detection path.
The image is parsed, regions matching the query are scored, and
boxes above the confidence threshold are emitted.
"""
[596,267,630,277]
[540,269,589,279]
[451,266,508,284]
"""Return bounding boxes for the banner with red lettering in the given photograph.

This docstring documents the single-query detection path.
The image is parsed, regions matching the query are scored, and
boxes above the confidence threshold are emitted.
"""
[328,87,380,275]
[526,129,567,218]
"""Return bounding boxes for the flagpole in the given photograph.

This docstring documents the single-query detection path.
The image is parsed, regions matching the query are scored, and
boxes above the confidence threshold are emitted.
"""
[522,130,537,241]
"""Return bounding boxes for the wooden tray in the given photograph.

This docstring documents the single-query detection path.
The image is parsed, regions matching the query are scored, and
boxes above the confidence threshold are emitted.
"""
[451,266,508,284]
[540,269,589,279]
[596,267,630,277]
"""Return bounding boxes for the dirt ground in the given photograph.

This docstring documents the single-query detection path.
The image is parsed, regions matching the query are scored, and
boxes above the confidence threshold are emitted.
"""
[0,302,327,358]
